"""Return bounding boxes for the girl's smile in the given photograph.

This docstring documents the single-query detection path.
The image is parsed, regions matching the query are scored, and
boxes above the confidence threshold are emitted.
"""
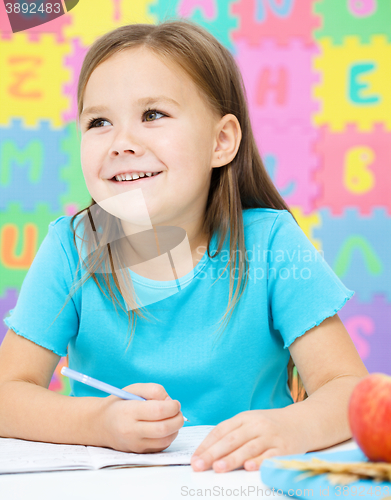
[108,170,163,187]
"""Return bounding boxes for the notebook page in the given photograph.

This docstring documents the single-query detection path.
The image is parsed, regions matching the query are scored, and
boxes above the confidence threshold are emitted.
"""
[87,425,215,469]
[0,437,92,474]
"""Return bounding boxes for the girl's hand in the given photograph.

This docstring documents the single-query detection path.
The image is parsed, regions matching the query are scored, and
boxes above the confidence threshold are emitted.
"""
[99,383,184,453]
[190,409,308,473]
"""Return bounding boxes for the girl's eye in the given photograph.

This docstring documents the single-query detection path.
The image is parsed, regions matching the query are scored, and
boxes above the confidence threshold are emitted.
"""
[143,109,165,122]
[87,118,110,129]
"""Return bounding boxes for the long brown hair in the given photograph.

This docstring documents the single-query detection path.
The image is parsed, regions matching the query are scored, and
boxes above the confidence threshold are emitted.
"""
[62,19,306,402]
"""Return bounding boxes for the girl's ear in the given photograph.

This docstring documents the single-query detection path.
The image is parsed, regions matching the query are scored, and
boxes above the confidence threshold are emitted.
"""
[212,114,242,168]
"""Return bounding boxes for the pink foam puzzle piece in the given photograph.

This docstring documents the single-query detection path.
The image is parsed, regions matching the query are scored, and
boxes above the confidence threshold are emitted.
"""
[0,288,19,344]
[232,0,321,46]
[314,123,391,216]
[235,38,320,129]
[62,38,90,123]
[256,123,320,214]
[178,0,217,20]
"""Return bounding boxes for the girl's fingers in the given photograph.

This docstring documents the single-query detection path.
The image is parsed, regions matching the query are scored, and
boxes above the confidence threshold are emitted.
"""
[192,418,241,459]
[131,398,182,422]
[121,383,170,401]
[138,411,184,439]
[191,424,255,472]
[244,447,282,472]
[139,430,180,453]
[210,437,270,473]
[196,437,282,474]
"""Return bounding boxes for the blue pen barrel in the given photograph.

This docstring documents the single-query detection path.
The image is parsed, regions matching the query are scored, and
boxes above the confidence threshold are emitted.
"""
[61,367,189,420]
[61,367,146,401]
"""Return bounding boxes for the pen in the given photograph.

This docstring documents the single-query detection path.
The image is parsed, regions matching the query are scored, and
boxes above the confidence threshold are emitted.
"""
[61,367,189,422]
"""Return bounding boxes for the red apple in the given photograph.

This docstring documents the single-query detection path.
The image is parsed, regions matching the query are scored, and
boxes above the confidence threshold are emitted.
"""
[348,373,391,462]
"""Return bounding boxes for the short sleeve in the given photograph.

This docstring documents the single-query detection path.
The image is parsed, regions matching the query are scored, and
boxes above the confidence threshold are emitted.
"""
[3,221,79,357]
[267,211,354,348]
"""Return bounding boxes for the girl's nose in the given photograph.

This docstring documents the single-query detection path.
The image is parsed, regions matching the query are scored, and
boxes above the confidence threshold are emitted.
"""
[109,147,135,157]
[109,133,144,158]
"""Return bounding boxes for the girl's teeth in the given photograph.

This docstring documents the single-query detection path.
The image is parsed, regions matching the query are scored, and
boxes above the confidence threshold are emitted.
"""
[114,172,159,181]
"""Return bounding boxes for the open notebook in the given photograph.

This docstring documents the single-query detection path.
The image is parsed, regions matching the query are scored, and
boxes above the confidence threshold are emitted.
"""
[0,425,214,474]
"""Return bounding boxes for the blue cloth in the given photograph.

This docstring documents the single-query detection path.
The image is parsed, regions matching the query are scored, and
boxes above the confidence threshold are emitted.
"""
[261,446,391,499]
[4,208,354,426]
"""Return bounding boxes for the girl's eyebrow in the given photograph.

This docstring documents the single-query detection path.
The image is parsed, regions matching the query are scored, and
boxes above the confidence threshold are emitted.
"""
[80,105,109,118]
[137,96,181,108]
[81,96,180,118]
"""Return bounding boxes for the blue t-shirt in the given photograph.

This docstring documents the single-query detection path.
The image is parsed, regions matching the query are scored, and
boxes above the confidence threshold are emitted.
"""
[4,208,354,426]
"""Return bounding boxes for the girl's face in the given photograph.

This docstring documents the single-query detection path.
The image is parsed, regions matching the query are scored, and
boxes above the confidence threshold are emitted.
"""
[80,46,222,236]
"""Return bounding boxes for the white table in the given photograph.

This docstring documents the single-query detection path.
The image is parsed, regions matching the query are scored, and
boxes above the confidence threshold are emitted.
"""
[0,440,357,500]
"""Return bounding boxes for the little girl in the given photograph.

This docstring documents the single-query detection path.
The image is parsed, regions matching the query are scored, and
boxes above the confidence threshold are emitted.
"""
[0,20,368,473]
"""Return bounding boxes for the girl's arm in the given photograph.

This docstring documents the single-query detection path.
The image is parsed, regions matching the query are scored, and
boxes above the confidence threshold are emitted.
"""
[0,329,103,445]
[279,312,369,452]
[0,329,183,452]
[190,313,369,473]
